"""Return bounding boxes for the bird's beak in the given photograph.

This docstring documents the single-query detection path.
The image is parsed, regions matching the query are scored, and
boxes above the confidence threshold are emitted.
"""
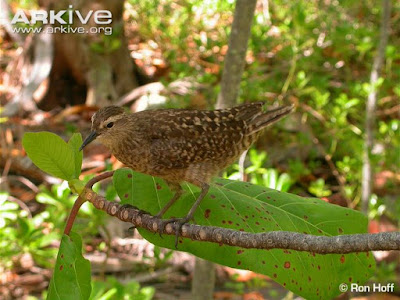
[79,131,97,151]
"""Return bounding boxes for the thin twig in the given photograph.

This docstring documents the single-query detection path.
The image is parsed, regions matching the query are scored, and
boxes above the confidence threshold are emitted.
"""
[7,195,33,218]
[298,103,326,123]
[63,195,86,235]
[303,122,352,207]
[64,171,115,235]
[86,171,115,188]
[376,104,400,116]
[2,159,11,177]
[131,265,180,284]
[0,175,40,193]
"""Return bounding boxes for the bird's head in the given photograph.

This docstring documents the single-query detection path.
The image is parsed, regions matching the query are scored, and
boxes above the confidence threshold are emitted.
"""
[80,106,127,151]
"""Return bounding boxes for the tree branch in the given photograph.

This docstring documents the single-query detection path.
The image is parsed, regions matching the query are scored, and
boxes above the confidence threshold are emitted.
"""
[79,176,400,254]
[64,171,115,235]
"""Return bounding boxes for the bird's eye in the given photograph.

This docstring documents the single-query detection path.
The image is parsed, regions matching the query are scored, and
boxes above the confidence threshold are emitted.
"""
[106,122,114,128]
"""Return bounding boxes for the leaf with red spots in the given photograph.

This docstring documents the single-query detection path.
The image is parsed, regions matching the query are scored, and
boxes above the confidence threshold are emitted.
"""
[114,169,375,300]
[47,232,91,300]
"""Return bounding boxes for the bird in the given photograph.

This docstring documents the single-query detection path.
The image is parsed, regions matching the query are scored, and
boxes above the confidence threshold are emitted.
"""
[80,102,293,245]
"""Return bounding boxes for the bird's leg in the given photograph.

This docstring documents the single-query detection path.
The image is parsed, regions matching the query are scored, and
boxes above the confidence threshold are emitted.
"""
[155,184,184,218]
[156,185,183,218]
[159,183,210,248]
[179,183,210,224]
[155,183,183,237]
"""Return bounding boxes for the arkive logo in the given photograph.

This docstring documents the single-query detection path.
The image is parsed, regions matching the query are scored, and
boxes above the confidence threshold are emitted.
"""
[11,5,112,25]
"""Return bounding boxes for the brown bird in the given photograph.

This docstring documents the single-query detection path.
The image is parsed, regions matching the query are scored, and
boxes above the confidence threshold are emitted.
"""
[80,103,293,243]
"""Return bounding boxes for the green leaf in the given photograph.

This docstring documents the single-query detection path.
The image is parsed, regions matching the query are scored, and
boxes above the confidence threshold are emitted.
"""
[68,133,83,178]
[22,132,76,180]
[114,169,375,300]
[47,232,91,300]
[69,179,85,195]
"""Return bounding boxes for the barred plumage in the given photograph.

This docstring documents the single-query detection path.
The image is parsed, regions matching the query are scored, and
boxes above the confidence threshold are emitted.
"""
[81,102,293,245]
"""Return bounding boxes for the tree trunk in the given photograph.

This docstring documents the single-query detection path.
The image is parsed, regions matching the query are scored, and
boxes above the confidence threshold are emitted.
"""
[38,0,138,109]
[216,0,257,109]
[192,1,258,299]
[192,258,216,300]
[361,0,391,214]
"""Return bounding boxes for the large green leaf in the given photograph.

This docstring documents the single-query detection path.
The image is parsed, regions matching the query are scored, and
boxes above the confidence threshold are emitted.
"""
[22,132,76,180]
[114,169,375,299]
[68,133,83,179]
[47,232,91,300]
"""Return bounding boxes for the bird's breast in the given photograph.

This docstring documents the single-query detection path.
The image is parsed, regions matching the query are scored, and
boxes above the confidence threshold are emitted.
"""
[111,139,151,173]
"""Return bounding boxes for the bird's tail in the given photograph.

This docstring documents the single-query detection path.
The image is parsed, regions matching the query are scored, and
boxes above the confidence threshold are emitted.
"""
[247,104,294,135]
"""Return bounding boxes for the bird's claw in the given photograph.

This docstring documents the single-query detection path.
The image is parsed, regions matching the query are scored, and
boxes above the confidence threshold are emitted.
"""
[157,217,191,248]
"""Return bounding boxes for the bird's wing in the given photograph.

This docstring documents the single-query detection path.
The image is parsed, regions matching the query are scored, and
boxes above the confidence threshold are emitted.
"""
[146,107,258,169]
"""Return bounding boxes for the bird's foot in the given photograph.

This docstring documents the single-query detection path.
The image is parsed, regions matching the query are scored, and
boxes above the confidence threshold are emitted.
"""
[154,212,168,238]
[157,216,192,248]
